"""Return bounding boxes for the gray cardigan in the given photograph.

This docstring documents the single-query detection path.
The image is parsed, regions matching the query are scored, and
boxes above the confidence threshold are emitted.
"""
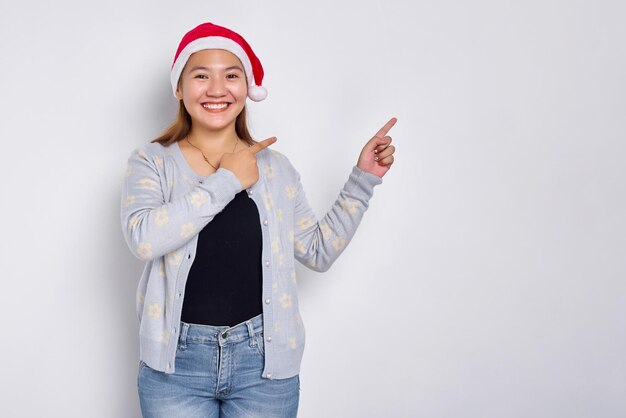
[120,141,382,379]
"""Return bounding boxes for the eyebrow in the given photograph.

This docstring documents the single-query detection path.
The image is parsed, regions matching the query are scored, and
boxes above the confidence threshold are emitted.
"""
[189,65,244,73]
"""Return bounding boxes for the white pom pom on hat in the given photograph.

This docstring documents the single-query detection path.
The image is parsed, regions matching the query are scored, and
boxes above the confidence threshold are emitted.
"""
[247,85,268,102]
[171,22,267,102]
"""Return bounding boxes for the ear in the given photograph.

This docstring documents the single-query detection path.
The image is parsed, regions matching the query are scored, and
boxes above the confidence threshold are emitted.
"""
[176,89,182,101]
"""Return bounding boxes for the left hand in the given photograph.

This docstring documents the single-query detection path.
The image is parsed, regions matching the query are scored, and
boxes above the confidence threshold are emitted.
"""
[357,117,397,178]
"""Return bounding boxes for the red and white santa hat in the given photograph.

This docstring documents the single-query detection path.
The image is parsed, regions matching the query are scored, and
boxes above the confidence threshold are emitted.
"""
[170,22,268,102]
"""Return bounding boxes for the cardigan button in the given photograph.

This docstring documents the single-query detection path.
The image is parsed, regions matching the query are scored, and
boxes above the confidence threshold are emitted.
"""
[265,298,271,305]
[263,219,268,226]
[265,260,270,267]
[266,335,272,342]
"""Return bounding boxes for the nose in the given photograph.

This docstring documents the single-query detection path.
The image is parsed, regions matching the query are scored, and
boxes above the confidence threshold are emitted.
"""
[206,77,227,97]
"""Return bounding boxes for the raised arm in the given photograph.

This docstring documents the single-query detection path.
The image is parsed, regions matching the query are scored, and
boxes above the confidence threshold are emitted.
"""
[121,137,279,261]
[120,147,241,261]
[292,118,397,271]
[291,166,382,272]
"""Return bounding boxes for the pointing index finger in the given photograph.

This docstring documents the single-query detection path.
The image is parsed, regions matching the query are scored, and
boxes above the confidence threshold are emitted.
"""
[248,137,277,154]
[375,117,398,138]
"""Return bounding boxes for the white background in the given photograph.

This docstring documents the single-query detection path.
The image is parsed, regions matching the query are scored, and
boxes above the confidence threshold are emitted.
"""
[1,0,625,417]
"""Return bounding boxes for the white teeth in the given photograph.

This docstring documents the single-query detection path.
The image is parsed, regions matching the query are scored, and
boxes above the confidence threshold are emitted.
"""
[203,103,229,110]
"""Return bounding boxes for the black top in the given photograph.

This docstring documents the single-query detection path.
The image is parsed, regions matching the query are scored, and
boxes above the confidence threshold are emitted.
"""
[181,190,263,326]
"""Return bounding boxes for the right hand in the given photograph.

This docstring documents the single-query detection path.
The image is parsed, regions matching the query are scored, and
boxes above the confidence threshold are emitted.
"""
[220,137,277,190]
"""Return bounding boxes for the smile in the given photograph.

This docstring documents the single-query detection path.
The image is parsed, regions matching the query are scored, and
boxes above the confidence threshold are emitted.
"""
[202,103,229,111]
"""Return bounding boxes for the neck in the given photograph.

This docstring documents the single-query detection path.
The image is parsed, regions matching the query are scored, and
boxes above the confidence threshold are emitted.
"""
[188,124,239,152]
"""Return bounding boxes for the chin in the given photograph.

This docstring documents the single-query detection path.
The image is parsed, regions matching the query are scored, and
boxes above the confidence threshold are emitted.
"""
[202,120,237,131]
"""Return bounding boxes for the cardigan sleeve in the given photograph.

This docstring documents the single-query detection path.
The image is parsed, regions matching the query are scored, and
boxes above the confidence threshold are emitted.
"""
[291,165,383,272]
[120,146,241,261]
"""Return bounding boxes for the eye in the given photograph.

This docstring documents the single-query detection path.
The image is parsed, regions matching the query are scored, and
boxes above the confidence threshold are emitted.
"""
[194,74,208,79]
[226,73,240,79]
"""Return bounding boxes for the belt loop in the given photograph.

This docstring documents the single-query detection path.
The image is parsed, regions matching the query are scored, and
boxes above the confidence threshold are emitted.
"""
[178,322,189,350]
[246,318,256,347]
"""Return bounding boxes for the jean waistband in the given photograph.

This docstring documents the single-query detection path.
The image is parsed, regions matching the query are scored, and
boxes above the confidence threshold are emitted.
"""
[179,314,263,345]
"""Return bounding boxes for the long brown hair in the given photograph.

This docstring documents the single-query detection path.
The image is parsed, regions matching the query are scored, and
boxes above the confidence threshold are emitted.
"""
[151,100,256,146]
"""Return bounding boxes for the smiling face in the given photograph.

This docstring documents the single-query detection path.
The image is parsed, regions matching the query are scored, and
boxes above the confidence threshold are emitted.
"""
[176,49,248,134]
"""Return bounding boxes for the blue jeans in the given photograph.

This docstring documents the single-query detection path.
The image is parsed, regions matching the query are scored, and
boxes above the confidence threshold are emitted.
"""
[138,314,300,417]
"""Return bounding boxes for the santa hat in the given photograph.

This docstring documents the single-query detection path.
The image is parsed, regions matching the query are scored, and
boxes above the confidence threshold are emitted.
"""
[170,22,267,102]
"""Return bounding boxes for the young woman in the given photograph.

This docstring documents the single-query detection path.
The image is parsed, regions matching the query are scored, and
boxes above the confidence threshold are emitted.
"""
[121,22,397,417]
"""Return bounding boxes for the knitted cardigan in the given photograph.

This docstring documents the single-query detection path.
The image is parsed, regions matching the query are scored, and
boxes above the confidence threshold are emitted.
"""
[120,141,382,379]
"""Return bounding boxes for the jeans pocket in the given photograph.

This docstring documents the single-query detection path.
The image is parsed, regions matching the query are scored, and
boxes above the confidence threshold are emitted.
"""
[137,360,147,387]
